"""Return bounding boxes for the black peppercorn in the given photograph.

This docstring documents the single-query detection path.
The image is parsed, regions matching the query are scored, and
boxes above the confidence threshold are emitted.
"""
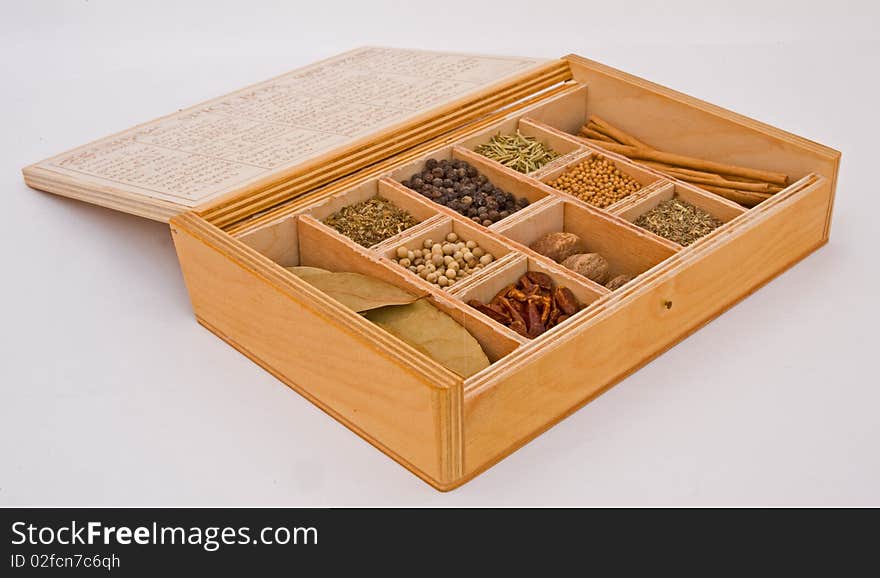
[399,157,530,226]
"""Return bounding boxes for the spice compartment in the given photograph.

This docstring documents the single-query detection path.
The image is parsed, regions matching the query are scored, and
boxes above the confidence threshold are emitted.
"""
[296,213,524,365]
[451,146,552,206]
[613,181,747,247]
[494,196,679,290]
[459,115,585,176]
[535,140,660,188]
[381,145,551,231]
[536,147,668,209]
[454,254,604,339]
[375,215,514,291]
[525,113,773,216]
[517,83,809,211]
[235,178,445,262]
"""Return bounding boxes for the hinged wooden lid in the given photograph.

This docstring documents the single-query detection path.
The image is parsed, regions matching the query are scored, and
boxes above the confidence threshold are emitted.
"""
[23,47,569,225]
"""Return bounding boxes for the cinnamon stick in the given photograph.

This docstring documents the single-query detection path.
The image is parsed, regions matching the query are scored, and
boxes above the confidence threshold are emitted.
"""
[579,138,789,186]
[698,185,771,208]
[643,161,780,188]
[649,167,783,193]
[579,127,615,142]
[588,115,648,148]
[640,161,727,182]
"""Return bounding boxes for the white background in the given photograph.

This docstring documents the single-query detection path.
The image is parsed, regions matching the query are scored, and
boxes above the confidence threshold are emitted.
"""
[2,0,877,506]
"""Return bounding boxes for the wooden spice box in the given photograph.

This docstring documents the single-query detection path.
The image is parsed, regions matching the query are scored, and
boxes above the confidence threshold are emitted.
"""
[23,48,841,490]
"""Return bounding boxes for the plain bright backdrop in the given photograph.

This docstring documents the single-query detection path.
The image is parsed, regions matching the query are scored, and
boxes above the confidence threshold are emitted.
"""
[1,0,877,506]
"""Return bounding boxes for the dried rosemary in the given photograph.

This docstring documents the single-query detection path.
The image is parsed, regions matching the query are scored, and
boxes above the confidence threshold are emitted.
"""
[633,198,724,246]
[474,131,560,173]
[323,196,419,248]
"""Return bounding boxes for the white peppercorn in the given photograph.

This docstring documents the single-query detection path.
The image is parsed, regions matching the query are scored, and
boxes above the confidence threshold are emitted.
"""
[393,238,497,290]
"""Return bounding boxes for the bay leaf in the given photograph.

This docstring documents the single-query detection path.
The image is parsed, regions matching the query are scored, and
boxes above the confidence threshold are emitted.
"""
[365,300,490,378]
[286,265,332,280]
[287,267,421,312]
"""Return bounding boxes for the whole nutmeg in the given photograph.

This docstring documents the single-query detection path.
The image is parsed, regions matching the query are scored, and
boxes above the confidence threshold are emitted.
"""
[605,274,633,291]
[529,232,586,263]
[562,253,610,284]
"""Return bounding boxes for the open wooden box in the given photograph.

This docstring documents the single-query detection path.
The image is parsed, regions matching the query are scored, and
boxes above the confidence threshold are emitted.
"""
[23,48,840,490]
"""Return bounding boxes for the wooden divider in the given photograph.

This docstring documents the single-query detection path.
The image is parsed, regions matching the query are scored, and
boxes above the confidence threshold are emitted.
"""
[454,255,606,339]
[296,215,522,365]
[229,78,753,379]
[498,197,679,276]
[612,180,747,225]
[457,117,586,178]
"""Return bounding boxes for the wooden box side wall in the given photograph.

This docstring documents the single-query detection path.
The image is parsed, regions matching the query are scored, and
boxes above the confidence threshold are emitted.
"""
[169,213,463,489]
[565,55,840,234]
[460,175,833,482]
[171,56,843,490]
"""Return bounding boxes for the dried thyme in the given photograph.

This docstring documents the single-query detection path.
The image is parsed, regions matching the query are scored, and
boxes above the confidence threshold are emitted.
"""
[474,131,560,173]
[323,196,419,248]
[634,198,724,246]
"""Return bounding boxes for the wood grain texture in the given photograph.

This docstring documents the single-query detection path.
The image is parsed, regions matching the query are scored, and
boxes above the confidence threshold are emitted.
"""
[224,82,584,236]
[23,166,183,222]
[498,196,680,280]
[295,214,522,364]
[170,212,464,488]
[23,49,564,224]
[564,54,840,189]
[170,54,841,491]
[612,181,747,229]
[199,61,572,228]
[460,174,833,481]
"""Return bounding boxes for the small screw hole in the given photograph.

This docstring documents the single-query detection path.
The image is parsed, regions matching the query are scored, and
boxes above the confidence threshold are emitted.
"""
[664,300,673,310]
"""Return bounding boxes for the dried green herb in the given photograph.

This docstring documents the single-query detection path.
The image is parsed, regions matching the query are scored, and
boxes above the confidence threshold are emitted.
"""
[365,300,490,378]
[634,198,724,246]
[323,196,419,248]
[287,266,421,312]
[474,131,560,173]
